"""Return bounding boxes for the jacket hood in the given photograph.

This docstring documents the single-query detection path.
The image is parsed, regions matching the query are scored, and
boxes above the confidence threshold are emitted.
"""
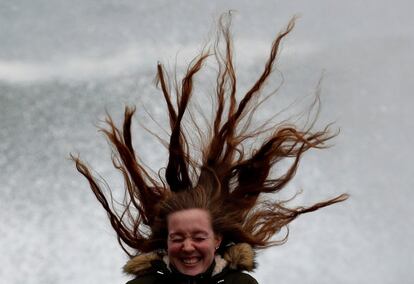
[123,243,256,276]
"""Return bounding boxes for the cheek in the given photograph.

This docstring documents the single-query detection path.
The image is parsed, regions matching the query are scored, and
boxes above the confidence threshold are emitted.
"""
[199,243,216,256]
[167,243,181,255]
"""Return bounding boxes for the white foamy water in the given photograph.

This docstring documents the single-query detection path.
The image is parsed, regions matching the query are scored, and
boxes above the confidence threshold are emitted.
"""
[1,1,413,284]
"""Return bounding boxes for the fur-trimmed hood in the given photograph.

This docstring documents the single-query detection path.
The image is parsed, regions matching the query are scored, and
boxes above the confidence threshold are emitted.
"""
[123,243,256,276]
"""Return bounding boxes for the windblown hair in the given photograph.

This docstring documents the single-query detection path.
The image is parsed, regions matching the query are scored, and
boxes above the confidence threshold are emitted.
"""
[72,14,348,257]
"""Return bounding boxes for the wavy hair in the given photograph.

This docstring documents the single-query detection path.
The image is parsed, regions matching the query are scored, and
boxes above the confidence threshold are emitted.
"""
[72,14,348,257]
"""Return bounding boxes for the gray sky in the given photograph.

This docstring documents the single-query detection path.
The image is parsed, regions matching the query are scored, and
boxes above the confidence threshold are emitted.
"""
[1,1,413,283]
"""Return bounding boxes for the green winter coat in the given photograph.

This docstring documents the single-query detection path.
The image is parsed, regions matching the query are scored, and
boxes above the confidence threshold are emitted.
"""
[123,243,258,284]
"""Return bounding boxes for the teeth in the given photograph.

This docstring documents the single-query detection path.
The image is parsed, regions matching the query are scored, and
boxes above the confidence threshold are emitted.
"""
[182,257,200,264]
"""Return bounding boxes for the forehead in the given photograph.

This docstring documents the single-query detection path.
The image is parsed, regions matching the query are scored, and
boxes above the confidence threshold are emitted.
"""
[167,208,213,234]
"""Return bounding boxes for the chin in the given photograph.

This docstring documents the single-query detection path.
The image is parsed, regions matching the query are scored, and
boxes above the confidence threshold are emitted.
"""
[176,263,204,276]
[182,267,203,276]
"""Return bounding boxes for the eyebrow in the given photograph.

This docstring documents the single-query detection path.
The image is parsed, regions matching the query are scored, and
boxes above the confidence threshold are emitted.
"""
[168,230,209,238]
[168,233,183,238]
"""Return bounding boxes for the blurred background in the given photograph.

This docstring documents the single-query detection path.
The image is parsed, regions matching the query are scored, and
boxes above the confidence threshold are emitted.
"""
[1,1,413,283]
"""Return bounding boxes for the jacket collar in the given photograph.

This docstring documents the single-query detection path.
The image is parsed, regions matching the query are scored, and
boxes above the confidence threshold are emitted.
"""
[123,243,256,276]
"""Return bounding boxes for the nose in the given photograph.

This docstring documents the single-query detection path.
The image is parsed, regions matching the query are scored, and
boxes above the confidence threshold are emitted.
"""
[182,238,195,252]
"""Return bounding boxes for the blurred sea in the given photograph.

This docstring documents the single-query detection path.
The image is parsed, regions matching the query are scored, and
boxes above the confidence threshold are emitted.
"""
[1,1,413,283]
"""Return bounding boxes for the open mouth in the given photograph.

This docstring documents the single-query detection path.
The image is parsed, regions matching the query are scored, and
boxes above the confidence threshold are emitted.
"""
[181,257,202,265]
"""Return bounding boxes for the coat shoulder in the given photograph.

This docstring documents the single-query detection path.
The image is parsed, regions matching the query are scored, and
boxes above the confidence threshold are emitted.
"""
[125,273,159,284]
[224,270,258,284]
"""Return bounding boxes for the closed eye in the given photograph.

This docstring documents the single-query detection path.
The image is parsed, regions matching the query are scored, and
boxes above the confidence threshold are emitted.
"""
[169,235,184,243]
[170,238,184,243]
[192,236,208,242]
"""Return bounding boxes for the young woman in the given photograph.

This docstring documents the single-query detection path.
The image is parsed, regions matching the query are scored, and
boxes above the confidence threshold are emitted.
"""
[122,189,259,283]
[72,14,348,284]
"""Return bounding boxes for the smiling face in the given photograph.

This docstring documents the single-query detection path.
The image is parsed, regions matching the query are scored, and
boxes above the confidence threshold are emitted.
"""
[167,208,222,276]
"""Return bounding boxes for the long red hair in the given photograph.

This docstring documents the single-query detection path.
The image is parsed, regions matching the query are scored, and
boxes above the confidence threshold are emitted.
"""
[72,14,348,257]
